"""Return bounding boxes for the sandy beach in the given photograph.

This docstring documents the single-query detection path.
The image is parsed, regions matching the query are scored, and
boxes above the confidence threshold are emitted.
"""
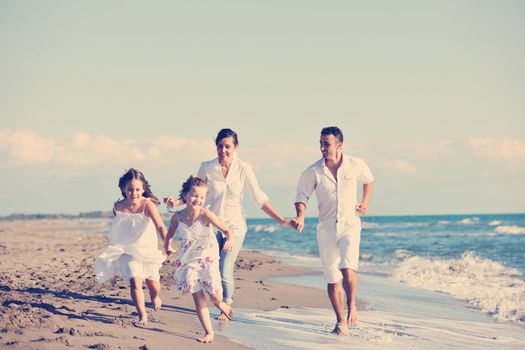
[0,218,330,349]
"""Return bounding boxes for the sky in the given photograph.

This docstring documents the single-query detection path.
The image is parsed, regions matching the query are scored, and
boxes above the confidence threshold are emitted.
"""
[1,0,524,217]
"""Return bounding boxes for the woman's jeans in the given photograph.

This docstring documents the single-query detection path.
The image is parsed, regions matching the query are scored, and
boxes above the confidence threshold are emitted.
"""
[216,232,245,304]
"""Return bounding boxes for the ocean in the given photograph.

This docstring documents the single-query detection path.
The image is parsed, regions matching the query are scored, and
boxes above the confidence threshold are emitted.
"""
[216,213,525,349]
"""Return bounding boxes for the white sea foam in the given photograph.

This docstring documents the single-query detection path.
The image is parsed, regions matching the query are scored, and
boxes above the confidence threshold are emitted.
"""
[368,231,401,237]
[489,220,502,226]
[250,224,280,233]
[218,307,525,350]
[438,220,451,224]
[495,225,525,235]
[392,252,525,324]
[458,217,480,225]
[362,222,380,229]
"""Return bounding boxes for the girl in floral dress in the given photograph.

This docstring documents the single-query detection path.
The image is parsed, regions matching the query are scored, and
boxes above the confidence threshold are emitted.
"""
[164,176,234,343]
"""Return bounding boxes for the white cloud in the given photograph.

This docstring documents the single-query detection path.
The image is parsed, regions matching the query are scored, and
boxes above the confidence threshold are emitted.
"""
[0,129,58,165]
[0,129,210,169]
[147,136,211,163]
[467,137,525,163]
[395,140,457,159]
[380,160,417,176]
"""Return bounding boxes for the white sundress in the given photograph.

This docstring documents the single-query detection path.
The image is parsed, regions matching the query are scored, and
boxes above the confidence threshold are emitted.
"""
[173,211,222,295]
[95,200,166,283]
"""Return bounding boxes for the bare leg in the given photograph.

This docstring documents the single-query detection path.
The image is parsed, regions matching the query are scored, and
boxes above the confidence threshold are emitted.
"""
[146,279,162,311]
[341,268,358,326]
[210,292,234,320]
[192,291,214,343]
[327,282,349,335]
[130,277,147,324]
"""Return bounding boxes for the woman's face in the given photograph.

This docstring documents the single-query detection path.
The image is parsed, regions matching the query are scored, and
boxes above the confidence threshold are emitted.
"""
[216,136,237,163]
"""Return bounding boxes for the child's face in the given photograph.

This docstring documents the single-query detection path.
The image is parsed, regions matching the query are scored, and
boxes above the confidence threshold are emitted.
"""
[216,136,237,163]
[123,179,144,203]
[185,185,207,208]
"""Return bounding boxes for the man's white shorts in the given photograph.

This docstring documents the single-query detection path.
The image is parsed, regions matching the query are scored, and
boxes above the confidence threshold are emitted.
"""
[316,221,361,284]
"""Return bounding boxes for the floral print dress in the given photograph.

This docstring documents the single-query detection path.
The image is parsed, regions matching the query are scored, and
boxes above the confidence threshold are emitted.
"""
[173,212,222,295]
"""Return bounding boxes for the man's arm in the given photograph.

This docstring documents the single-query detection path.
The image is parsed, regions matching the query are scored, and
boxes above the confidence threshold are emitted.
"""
[355,181,374,215]
[293,202,307,232]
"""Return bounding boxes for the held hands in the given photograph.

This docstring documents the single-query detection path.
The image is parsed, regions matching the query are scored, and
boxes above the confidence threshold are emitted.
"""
[163,196,176,208]
[222,236,235,253]
[279,218,294,228]
[164,240,175,256]
[291,217,305,233]
[355,203,368,215]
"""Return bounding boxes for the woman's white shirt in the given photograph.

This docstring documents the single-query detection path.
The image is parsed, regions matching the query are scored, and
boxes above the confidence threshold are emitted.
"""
[197,154,268,236]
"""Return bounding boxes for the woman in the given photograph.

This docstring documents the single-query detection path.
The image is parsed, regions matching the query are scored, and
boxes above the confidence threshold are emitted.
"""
[166,128,291,319]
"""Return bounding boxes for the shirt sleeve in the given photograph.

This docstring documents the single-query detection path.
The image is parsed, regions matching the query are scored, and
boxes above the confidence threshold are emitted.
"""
[294,167,316,204]
[244,164,269,208]
[197,161,206,179]
[358,160,374,184]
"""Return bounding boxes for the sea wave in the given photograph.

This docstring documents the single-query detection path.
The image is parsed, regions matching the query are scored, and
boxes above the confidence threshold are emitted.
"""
[458,217,480,225]
[489,220,502,226]
[392,251,525,324]
[250,224,281,233]
[494,225,525,235]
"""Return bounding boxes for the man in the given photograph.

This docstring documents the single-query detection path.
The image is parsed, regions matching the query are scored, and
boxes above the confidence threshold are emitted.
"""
[293,126,374,335]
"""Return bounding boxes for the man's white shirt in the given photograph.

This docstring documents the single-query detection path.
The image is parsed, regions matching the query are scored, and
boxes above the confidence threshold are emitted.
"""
[295,154,374,231]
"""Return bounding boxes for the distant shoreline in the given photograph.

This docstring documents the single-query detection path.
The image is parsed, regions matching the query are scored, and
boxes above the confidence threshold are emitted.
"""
[1,211,523,221]
[0,211,114,221]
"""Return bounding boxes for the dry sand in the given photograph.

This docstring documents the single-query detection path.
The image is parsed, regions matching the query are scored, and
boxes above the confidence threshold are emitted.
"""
[0,219,330,349]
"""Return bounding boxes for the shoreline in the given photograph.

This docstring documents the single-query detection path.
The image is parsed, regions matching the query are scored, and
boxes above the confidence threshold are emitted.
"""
[0,218,332,349]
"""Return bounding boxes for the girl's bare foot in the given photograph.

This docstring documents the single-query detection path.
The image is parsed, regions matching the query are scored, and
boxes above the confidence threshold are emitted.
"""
[198,332,214,343]
[216,302,234,320]
[152,296,162,311]
[133,316,148,327]
[217,312,229,321]
[331,322,349,336]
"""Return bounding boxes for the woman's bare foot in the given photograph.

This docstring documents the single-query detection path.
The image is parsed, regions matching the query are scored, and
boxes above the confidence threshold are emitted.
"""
[198,332,214,343]
[151,295,162,311]
[347,305,358,326]
[331,322,349,335]
[216,302,234,320]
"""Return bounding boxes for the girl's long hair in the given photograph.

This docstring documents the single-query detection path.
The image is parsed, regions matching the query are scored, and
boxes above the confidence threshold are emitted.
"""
[118,168,160,205]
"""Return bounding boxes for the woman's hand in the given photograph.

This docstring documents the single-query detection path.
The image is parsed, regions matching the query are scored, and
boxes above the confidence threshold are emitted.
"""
[163,196,176,208]
[279,218,294,228]
[222,236,235,253]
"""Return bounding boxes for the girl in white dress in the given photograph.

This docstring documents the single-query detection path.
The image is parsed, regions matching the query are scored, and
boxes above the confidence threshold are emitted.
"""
[95,168,168,325]
[164,176,234,343]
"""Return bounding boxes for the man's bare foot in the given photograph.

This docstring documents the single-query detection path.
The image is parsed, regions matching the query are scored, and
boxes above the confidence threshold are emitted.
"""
[198,333,214,343]
[216,302,234,320]
[348,305,358,326]
[331,322,349,336]
[152,296,162,311]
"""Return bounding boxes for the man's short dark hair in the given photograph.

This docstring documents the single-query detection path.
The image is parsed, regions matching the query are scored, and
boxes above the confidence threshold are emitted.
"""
[321,126,343,143]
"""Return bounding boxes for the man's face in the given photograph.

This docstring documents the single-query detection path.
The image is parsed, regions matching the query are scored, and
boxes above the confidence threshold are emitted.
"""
[319,134,342,161]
